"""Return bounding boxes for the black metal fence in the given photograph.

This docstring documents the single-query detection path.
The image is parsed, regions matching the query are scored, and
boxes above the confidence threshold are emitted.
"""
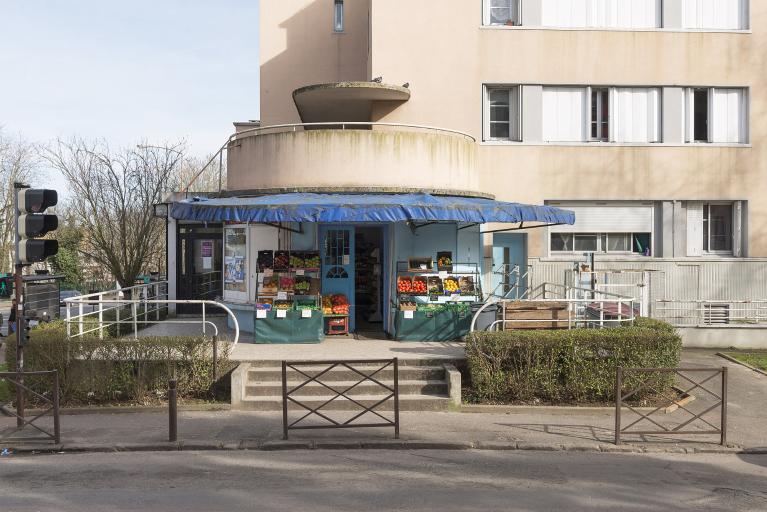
[615,367,727,446]
[282,359,399,440]
[0,370,60,444]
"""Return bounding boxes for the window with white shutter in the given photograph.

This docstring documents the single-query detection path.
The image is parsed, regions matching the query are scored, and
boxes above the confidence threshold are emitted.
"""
[542,87,588,142]
[541,0,661,29]
[612,88,662,143]
[712,89,747,144]
[686,203,704,256]
[682,0,748,30]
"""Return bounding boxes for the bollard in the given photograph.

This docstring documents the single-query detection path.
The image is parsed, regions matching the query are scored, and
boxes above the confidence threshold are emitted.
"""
[169,379,178,442]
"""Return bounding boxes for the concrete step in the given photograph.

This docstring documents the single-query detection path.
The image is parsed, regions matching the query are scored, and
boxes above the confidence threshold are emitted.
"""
[245,380,447,398]
[246,358,462,369]
[247,366,446,383]
[237,394,450,412]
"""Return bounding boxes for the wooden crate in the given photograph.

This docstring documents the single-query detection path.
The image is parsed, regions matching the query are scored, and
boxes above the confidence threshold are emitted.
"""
[501,301,570,330]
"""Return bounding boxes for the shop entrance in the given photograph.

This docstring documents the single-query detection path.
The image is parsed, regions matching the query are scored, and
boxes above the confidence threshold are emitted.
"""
[354,226,385,334]
[177,224,223,314]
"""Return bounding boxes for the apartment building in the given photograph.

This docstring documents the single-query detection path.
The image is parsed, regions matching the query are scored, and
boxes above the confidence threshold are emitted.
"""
[166,0,765,343]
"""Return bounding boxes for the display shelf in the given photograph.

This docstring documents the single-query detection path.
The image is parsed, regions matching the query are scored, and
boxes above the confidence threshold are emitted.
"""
[395,260,482,312]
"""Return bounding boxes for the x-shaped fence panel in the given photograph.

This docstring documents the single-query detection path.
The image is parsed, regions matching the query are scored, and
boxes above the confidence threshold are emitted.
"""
[0,370,60,444]
[282,359,399,440]
[615,367,727,446]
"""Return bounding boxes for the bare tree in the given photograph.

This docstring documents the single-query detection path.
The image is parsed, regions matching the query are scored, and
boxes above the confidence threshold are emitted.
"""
[0,131,41,273]
[44,139,183,288]
[176,153,227,194]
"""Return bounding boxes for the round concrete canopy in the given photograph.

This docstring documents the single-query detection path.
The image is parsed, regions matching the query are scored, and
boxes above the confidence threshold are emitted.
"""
[292,81,411,123]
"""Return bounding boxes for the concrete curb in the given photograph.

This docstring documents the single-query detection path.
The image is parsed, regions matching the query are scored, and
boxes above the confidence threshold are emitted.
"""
[21,404,232,416]
[0,439,754,457]
[716,352,767,377]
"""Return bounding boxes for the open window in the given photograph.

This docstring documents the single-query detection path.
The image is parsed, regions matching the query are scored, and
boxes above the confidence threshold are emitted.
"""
[333,0,344,32]
[687,88,748,144]
[483,0,520,26]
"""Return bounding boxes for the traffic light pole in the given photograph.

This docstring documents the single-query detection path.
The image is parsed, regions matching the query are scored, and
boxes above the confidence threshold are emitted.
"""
[13,182,27,427]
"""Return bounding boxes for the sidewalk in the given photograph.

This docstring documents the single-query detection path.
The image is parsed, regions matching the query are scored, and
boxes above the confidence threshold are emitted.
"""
[1,350,766,455]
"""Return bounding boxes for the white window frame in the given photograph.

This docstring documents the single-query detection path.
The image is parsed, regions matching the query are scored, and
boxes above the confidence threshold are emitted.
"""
[483,0,520,26]
[483,85,521,142]
[333,0,344,33]
[702,202,735,255]
[589,87,610,142]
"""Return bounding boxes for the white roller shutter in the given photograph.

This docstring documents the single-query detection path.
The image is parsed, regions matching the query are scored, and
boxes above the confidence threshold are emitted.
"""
[686,202,704,256]
[543,0,660,28]
[552,205,654,234]
[682,0,746,30]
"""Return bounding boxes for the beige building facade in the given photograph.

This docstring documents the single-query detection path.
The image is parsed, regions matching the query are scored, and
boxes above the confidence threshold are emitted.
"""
[249,0,764,265]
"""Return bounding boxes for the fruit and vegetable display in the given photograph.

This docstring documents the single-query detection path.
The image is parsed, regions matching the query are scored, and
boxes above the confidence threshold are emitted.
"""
[257,250,274,271]
[293,276,311,294]
[427,276,443,295]
[437,252,453,270]
[325,294,350,315]
[399,299,417,311]
[322,295,333,315]
[274,300,293,310]
[411,277,428,295]
[443,277,460,294]
[408,258,433,271]
[279,276,295,291]
[289,254,305,269]
[303,252,321,269]
[295,299,319,311]
[397,276,413,293]
[273,251,290,270]
[261,276,278,293]
[459,276,475,296]
[255,301,272,311]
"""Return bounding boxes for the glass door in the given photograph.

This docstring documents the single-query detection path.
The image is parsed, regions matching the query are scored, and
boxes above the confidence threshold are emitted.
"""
[320,225,355,332]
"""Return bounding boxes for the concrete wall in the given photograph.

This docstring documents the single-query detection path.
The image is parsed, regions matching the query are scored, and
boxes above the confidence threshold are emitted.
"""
[260,0,371,126]
[227,128,478,193]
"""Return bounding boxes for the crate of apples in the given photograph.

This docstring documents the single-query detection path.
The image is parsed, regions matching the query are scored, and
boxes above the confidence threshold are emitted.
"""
[412,277,428,295]
[397,276,413,293]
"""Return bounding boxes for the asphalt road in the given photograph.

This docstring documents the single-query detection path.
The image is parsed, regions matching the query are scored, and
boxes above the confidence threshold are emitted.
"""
[0,450,765,511]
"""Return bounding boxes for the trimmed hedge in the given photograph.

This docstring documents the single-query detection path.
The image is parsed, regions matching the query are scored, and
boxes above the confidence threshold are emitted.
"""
[4,321,231,406]
[466,318,682,404]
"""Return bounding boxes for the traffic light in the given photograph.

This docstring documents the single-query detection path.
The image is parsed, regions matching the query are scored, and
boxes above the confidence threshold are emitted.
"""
[17,189,58,264]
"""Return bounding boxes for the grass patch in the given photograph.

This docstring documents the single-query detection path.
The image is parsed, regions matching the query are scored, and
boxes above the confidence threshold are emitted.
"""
[0,363,8,404]
[724,351,767,371]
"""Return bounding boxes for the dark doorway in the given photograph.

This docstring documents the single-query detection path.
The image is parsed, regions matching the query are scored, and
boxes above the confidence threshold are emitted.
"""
[354,226,384,334]
[177,223,223,314]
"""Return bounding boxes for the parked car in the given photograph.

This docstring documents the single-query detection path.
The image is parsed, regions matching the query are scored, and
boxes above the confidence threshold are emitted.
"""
[59,290,82,308]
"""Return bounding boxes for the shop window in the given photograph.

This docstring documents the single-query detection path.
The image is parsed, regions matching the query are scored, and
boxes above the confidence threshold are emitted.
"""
[224,227,247,294]
[703,204,733,253]
[333,0,344,32]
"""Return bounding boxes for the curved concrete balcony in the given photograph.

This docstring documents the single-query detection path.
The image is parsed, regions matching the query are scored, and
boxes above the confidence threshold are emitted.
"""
[226,123,482,196]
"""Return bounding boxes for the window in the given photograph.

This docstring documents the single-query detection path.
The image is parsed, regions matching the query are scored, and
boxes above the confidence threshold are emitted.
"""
[541,0,661,29]
[542,87,588,142]
[484,0,519,26]
[484,86,520,141]
[611,87,661,143]
[333,0,344,32]
[590,88,609,141]
[687,88,747,143]
[550,233,652,255]
[703,204,733,253]
[682,0,748,30]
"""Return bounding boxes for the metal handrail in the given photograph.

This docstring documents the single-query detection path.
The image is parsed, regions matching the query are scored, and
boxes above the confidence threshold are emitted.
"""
[183,122,477,193]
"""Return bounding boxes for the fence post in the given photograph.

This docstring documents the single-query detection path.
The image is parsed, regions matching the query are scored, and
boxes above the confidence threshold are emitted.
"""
[98,292,104,339]
[132,302,138,339]
[212,334,218,382]
[116,298,120,337]
[155,283,160,320]
[615,367,622,445]
[53,370,61,444]
[78,302,84,337]
[721,366,728,446]
[202,303,207,336]
[66,303,71,338]
[394,358,400,440]
[169,379,177,442]
[282,361,289,440]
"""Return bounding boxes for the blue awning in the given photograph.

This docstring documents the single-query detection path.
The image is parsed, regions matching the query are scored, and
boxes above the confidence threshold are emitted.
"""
[170,193,575,226]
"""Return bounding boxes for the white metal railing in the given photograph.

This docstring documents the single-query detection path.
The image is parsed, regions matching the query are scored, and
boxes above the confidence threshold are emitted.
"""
[654,299,767,327]
[471,283,637,332]
[63,281,240,345]
[183,122,476,193]
[490,264,533,300]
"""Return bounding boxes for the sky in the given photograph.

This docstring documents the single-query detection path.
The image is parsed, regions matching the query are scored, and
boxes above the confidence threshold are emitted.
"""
[0,0,260,191]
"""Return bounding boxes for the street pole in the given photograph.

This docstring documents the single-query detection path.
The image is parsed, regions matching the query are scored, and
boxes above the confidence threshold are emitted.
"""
[13,182,27,427]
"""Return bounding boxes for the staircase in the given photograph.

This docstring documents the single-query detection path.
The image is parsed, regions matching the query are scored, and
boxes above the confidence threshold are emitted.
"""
[231,359,460,411]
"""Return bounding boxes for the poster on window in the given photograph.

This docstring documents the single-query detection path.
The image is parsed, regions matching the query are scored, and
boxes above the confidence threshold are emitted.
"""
[201,240,213,258]
[225,256,246,284]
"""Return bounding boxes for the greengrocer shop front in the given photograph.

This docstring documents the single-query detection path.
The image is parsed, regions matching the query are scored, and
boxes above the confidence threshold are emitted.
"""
[169,193,574,344]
